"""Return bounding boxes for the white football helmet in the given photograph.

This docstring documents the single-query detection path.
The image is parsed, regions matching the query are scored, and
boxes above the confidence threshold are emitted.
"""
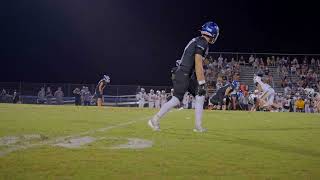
[103,75,111,83]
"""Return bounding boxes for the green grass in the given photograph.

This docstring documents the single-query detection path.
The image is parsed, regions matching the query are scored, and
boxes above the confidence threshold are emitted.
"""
[0,104,320,180]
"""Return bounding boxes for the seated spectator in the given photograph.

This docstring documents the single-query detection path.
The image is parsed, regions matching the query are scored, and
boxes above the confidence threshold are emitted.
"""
[216,77,223,90]
[312,72,318,82]
[291,65,297,75]
[311,58,316,68]
[264,67,270,75]
[266,74,273,85]
[295,97,305,112]
[281,77,289,88]
[37,87,46,104]
[284,85,292,96]
[317,80,320,92]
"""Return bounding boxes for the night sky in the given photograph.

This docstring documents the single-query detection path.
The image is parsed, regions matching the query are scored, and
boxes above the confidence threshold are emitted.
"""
[1,0,320,85]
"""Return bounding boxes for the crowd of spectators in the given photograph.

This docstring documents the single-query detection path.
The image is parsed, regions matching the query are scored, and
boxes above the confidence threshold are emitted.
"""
[204,55,241,90]
[37,87,65,105]
[202,54,320,113]
[1,54,319,112]
[0,89,20,103]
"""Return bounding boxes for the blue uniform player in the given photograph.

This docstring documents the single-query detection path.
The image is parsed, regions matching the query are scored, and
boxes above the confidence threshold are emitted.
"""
[210,81,238,110]
[95,75,110,107]
[148,21,219,132]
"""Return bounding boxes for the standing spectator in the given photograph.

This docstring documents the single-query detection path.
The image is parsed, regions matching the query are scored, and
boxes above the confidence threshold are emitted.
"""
[249,55,255,66]
[316,59,320,70]
[37,87,46,104]
[83,87,92,106]
[305,99,311,113]
[218,55,223,69]
[54,87,64,105]
[253,57,259,69]
[160,90,167,107]
[292,57,298,65]
[266,57,271,66]
[271,56,276,66]
[12,90,19,104]
[239,56,245,65]
[136,86,141,95]
[183,92,190,109]
[148,89,156,108]
[0,89,7,103]
[295,97,305,112]
[155,90,161,108]
[46,87,53,105]
[73,88,81,106]
[136,88,147,108]
[80,86,86,105]
[239,92,249,111]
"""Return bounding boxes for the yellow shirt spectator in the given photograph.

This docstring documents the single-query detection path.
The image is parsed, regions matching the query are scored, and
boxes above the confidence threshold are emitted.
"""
[295,99,305,110]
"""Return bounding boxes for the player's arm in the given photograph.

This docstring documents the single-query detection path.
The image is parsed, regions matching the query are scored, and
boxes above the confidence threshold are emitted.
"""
[98,83,104,93]
[225,87,233,96]
[195,54,205,84]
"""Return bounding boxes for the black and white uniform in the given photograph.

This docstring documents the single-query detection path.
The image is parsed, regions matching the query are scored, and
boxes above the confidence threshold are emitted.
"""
[95,79,106,98]
[172,36,209,101]
[210,84,235,106]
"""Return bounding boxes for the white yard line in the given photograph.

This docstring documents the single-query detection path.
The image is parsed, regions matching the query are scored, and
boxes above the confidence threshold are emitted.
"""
[0,116,150,157]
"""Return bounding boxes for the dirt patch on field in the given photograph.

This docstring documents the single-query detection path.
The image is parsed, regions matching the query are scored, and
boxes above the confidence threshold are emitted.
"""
[110,138,153,149]
[54,136,96,149]
[0,136,19,145]
[0,134,47,146]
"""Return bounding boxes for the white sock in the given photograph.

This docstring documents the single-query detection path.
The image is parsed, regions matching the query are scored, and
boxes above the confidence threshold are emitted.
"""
[152,96,180,123]
[195,95,205,129]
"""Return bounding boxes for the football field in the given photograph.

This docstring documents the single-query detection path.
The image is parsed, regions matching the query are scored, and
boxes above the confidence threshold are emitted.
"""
[0,104,320,179]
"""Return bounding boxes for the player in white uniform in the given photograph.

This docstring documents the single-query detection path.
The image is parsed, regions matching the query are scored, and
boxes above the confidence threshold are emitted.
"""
[148,89,156,108]
[160,90,167,107]
[136,88,147,108]
[155,90,161,108]
[253,75,278,111]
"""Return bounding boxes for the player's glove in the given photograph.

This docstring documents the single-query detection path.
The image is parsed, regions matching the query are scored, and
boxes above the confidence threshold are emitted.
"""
[196,81,206,96]
[223,95,229,102]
